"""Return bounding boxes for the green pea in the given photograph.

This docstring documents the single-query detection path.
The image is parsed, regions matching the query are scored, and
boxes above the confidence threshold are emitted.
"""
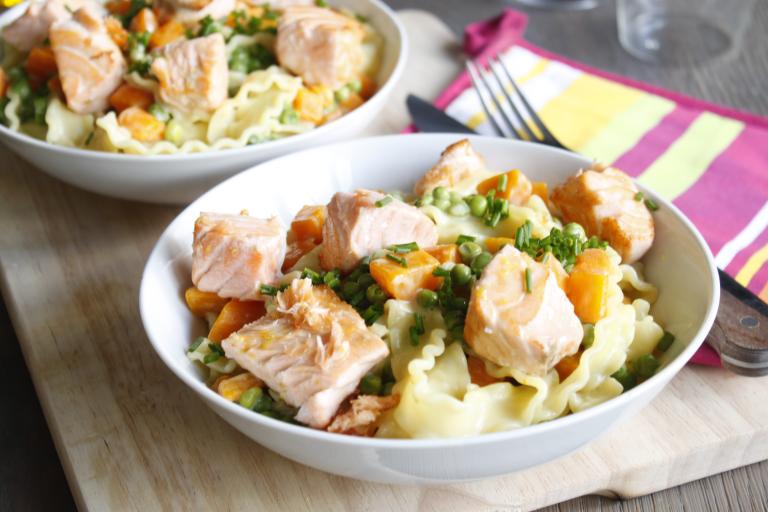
[459,242,482,264]
[366,283,387,304]
[564,222,587,241]
[164,119,184,144]
[418,194,434,206]
[433,198,451,211]
[433,186,450,201]
[239,387,262,409]
[582,323,595,348]
[252,389,274,412]
[470,251,493,273]
[417,289,438,308]
[334,86,351,103]
[449,202,470,216]
[611,365,636,390]
[635,354,660,380]
[449,191,463,204]
[381,381,395,395]
[342,281,361,298]
[469,195,487,217]
[229,46,250,73]
[348,79,362,93]
[279,106,299,124]
[356,273,375,288]
[7,67,25,83]
[451,263,472,286]
[148,103,171,123]
[360,373,382,395]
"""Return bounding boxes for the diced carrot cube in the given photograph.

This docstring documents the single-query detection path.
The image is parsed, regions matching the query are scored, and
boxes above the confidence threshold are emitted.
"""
[467,355,503,386]
[0,68,8,97]
[109,83,154,113]
[424,244,460,264]
[532,181,548,201]
[293,87,328,124]
[185,287,230,318]
[47,76,63,100]
[359,74,377,99]
[369,250,440,300]
[105,16,129,50]
[291,205,326,242]
[130,8,158,33]
[282,237,317,272]
[149,20,185,49]
[485,237,516,254]
[106,0,131,15]
[555,353,581,381]
[566,249,612,323]
[208,300,266,342]
[25,47,58,80]
[476,169,533,205]
[118,106,165,142]
[216,372,263,401]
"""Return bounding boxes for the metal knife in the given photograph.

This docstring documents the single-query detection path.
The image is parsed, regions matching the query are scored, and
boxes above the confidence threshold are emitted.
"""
[406,93,768,376]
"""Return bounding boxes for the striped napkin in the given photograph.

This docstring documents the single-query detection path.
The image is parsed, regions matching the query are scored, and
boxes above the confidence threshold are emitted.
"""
[427,10,768,366]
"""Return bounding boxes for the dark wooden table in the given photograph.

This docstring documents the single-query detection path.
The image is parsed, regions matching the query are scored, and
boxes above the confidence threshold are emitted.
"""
[2,0,767,510]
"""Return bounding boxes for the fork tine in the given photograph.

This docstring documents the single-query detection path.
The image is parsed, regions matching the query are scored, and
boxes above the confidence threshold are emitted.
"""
[487,56,538,141]
[496,55,564,147]
[465,60,507,138]
[469,60,524,140]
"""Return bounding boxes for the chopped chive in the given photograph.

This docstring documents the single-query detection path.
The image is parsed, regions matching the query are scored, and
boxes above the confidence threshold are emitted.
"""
[260,284,278,296]
[84,131,94,146]
[635,354,660,379]
[414,312,425,334]
[301,268,322,284]
[188,336,206,352]
[486,210,501,227]
[209,343,225,356]
[409,325,420,346]
[456,234,476,245]
[634,191,644,201]
[524,267,532,293]
[497,174,508,193]
[656,330,675,352]
[203,352,220,364]
[432,266,451,277]
[386,253,407,267]
[644,198,659,211]
[388,242,419,253]
[375,195,393,207]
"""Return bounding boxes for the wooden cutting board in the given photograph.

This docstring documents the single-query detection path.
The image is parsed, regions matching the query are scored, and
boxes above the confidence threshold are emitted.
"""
[0,10,766,512]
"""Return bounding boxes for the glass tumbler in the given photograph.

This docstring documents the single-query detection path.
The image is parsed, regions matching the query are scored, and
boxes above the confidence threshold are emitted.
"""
[617,0,755,64]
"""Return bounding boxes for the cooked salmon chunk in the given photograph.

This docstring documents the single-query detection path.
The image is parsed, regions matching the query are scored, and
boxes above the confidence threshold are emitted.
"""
[151,33,228,114]
[414,139,489,195]
[2,0,98,52]
[192,212,286,300]
[275,6,364,89]
[221,278,390,428]
[49,6,126,114]
[550,165,655,263]
[464,245,583,375]
[163,0,236,23]
[320,189,439,272]
[327,394,399,436]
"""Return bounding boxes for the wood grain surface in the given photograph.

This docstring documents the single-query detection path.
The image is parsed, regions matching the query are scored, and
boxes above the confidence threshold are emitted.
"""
[1,2,768,511]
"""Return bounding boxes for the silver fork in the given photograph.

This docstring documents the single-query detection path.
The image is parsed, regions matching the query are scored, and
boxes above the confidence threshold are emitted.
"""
[466,54,568,150]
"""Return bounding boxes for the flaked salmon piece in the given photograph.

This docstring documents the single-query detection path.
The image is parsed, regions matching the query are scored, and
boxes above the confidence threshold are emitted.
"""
[464,245,583,375]
[151,33,228,114]
[414,139,489,196]
[163,0,236,23]
[192,212,286,300]
[275,6,364,89]
[2,0,100,52]
[320,189,439,272]
[327,394,399,436]
[49,6,126,114]
[550,165,655,263]
[222,278,390,428]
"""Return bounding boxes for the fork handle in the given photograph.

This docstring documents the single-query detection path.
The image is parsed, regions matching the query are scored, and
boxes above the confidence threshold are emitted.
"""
[706,269,768,376]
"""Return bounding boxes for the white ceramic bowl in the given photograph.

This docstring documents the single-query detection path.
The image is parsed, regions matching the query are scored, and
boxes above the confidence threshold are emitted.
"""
[0,0,407,204]
[139,134,719,484]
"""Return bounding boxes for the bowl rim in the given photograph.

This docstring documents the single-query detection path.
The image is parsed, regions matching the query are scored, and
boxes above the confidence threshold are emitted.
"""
[139,133,720,449]
[0,0,408,162]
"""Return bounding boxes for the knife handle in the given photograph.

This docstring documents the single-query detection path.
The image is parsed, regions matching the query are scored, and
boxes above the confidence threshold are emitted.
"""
[706,269,768,376]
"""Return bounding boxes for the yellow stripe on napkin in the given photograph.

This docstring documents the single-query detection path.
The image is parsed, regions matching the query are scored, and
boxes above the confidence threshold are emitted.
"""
[580,95,676,163]
[637,112,743,199]
[538,74,643,151]
[735,243,768,287]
